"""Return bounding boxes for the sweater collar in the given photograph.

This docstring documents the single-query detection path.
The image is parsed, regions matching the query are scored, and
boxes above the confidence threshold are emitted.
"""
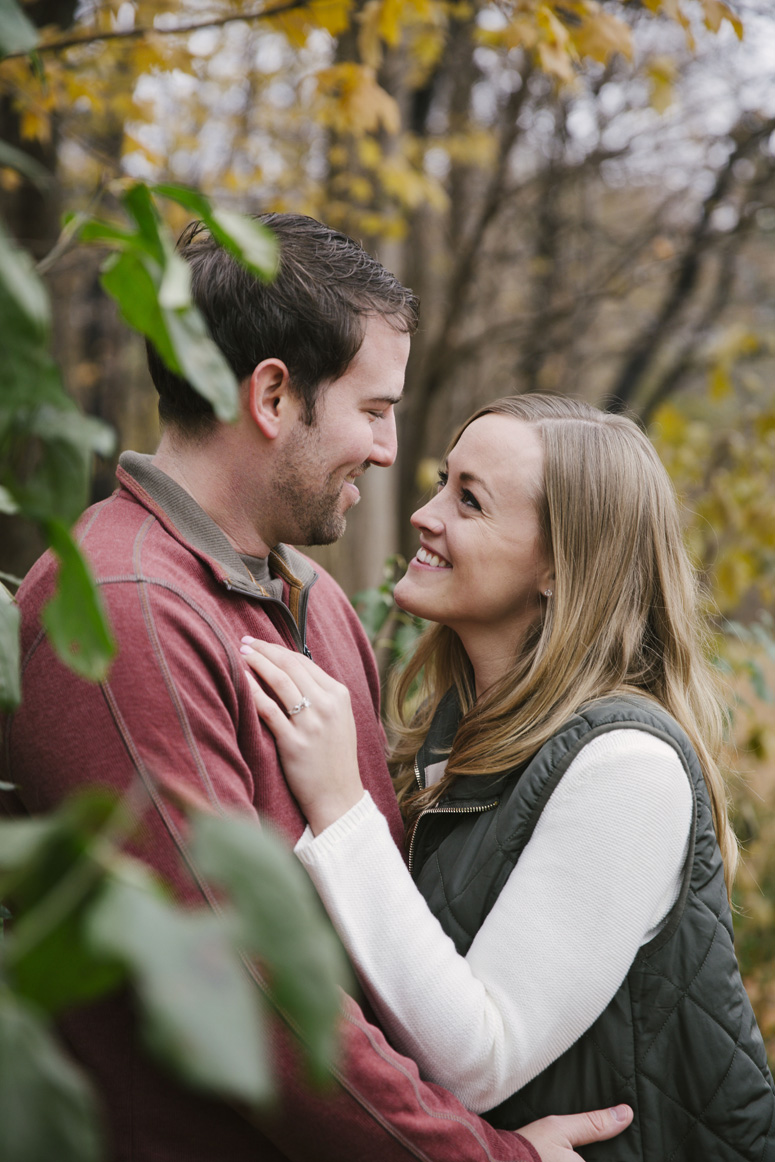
[116,451,317,600]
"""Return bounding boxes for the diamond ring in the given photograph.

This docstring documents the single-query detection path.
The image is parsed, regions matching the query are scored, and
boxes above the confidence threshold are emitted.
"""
[288,697,312,716]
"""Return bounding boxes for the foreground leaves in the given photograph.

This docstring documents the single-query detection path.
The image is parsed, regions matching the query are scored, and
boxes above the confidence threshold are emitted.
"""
[0,789,348,1160]
[0,993,102,1162]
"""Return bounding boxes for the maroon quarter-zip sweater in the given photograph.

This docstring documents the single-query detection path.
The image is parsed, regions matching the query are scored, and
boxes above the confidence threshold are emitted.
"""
[1,453,539,1162]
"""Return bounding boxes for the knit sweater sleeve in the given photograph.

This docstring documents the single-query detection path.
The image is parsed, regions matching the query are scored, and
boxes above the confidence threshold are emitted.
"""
[295,728,692,1114]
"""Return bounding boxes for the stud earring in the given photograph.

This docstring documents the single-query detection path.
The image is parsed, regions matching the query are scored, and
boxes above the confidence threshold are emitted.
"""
[544,589,553,597]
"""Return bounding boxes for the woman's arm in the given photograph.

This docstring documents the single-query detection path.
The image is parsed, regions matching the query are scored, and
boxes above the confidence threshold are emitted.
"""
[296,730,691,1112]
[240,640,691,1113]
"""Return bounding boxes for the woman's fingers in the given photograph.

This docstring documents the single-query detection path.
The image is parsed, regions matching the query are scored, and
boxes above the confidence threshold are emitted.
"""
[241,637,340,692]
[244,670,296,742]
[240,642,309,714]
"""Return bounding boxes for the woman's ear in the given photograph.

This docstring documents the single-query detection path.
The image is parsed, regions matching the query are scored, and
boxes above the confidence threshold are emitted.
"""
[247,359,295,439]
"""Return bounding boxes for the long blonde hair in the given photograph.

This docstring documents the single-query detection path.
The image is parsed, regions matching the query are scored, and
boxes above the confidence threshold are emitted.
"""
[391,395,737,895]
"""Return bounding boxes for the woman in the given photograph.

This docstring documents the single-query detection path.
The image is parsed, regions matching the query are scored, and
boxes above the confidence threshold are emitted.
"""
[241,395,775,1161]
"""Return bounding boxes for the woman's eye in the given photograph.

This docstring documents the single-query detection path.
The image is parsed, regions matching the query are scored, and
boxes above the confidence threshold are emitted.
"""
[461,489,481,511]
[436,471,448,493]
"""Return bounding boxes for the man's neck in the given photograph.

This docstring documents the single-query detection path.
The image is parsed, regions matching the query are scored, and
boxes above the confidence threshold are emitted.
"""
[153,430,274,558]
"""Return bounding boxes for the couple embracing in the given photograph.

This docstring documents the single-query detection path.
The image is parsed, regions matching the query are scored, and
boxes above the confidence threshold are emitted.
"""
[4,214,773,1162]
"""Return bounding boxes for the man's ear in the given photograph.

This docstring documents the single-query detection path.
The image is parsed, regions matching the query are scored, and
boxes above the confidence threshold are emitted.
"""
[247,359,296,439]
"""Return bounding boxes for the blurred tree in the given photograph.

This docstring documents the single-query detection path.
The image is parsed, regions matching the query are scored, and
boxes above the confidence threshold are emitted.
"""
[0,0,749,586]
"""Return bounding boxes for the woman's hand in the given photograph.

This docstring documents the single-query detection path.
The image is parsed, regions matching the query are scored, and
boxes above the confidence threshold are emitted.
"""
[240,638,365,835]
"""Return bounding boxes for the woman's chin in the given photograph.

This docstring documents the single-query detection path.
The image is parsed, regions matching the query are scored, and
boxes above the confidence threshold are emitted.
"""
[394,577,424,618]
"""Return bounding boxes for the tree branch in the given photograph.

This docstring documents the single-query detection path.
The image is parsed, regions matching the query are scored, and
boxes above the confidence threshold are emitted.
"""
[2,0,312,60]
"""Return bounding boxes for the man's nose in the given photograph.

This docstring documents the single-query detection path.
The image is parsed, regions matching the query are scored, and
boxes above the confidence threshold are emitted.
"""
[369,408,398,468]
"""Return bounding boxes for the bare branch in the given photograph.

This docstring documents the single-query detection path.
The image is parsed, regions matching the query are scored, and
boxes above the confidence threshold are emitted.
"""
[1,0,311,61]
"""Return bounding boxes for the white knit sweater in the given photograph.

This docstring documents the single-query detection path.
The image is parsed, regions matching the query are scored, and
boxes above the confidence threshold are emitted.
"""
[295,728,692,1114]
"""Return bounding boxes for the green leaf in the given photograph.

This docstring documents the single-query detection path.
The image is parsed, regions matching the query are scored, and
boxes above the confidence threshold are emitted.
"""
[0,141,52,189]
[0,0,38,59]
[0,993,102,1162]
[41,520,116,682]
[0,485,19,514]
[192,813,349,1081]
[0,219,50,338]
[87,873,273,1104]
[0,583,21,711]
[28,406,115,459]
[157,247,192,311]
[153,184,279,280]
[100,250,179,370]
[0,816,59,872]
[163,305,240,422]
[120,183,165,265]
[2,791,127,1013]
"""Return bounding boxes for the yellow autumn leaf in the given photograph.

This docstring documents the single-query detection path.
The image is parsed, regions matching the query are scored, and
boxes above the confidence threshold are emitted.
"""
[699,0,744,38]
[19,107,52,145]
[308,0,354,37]
[0,168,23,192]
[537,40,575,83]
[572,7,633,64]
[315,63,401,135]
[377,0,406,48]
[357,0,384,69]
[646,55,678,113]
[651,402,688,445]
[709,363,732,401]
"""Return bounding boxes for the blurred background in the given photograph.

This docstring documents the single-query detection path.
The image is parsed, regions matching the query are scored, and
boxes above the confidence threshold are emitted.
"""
[1,0,773,1059]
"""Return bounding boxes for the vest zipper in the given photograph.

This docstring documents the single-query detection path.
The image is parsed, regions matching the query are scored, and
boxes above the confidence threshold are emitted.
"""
[407,760,499,875]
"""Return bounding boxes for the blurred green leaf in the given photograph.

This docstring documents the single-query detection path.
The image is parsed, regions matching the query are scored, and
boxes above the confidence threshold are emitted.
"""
[0,993,102,1162]
[0,219,50,338]
[2,791,127,1013]
[41,521,115,682]
[29,406,115,460]
[163,304,240,422]
[0,485,19,514]
[93,189,240,422]
[0,0,38,59]
[0,583,20,710]
[100,249,179,368]
[192,813,349,1081]
[0,141,51,189]
[0,816,58,873]
[153,184,279,280]
[87,873,273,1104]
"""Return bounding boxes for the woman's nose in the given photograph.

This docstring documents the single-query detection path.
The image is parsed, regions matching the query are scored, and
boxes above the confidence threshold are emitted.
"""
[410,494,444,536]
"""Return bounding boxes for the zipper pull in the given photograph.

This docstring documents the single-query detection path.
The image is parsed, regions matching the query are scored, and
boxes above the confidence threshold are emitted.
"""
[304,645,313,660]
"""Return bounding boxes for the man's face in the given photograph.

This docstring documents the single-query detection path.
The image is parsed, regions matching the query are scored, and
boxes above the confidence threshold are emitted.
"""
[271,314,410,546]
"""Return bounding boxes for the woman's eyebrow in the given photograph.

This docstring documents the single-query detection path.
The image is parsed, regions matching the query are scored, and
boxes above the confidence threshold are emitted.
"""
[458,470,494,501]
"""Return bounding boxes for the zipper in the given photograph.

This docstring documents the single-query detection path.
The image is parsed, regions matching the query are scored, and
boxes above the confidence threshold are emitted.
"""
[224,580,312,658]
[407,758,498,875]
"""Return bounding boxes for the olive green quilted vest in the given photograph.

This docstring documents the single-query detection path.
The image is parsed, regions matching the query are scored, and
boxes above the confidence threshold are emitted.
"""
[410,692,775,1161]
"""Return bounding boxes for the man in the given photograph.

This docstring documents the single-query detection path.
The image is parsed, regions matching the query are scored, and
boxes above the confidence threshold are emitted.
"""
[2,215,632,1160]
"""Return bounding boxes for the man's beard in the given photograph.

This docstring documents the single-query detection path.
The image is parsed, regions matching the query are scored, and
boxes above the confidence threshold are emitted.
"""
[272,423,366,546]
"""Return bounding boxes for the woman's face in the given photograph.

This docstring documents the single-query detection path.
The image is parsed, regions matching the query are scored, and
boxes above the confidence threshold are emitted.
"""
[394,414,552,657]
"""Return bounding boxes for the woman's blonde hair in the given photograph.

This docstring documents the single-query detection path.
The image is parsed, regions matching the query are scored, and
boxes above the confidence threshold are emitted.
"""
[390,394,737,895]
